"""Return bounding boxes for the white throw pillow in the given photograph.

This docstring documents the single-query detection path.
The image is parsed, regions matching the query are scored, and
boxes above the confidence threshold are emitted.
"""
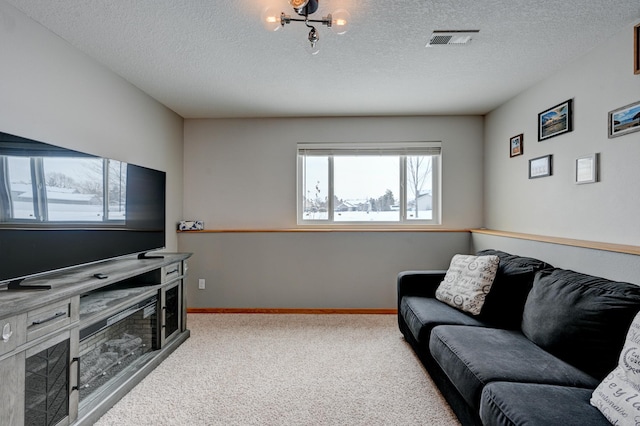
[591,311,640,424]
[435,254,500,315]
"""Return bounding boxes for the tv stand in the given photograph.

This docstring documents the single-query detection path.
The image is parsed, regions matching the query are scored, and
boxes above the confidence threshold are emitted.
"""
[6,278,51,291]
[0,252,191,426]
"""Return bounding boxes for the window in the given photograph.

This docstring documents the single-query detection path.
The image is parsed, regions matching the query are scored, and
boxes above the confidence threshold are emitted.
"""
[297,142,441,225]
[0,155,126,224]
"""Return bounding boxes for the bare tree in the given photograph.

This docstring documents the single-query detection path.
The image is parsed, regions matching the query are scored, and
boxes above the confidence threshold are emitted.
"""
[46,172,76,189]
[407,156,432,218]
[305,180,327,218]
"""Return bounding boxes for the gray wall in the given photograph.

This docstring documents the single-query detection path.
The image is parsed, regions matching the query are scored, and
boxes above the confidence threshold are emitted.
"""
[183,116,484,229]
[0,1,184,251]
[471,233,640,286]
[184,231,470,309]
[180,116,484,309]
[484,20,640,247]
[479,19,640,288]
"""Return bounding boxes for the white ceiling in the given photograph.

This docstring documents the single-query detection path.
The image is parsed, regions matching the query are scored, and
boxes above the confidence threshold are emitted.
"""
[4,0,640,118]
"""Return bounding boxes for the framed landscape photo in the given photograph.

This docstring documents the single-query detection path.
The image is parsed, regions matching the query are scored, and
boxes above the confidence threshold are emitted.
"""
[635,23,639,75]
[538,99,573,141]
[608,100,640,138]
[529,155,552,179]
[576,154,598,184]
[510,134,523,157]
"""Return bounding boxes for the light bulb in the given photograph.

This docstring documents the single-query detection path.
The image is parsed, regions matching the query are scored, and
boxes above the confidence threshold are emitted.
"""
[330,9,350,35]
[305,42,320,55]
[289,0,309,8]
[261,6,282,32]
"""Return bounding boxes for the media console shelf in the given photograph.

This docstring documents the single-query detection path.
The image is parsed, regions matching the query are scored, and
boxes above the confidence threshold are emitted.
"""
[0,252,191,426]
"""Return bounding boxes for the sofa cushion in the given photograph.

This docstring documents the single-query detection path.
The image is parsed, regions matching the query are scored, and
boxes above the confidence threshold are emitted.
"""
[521,268,640,379]
[591,311,640,424]
[480,382,609,426]
[476,249,552,329]
[435,254,500,315]
[400,296,487,344]
[429,325,599,411]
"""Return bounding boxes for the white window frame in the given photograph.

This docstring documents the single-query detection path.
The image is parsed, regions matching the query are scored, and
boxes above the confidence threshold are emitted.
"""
[297,142,441,226]
[0,155,124,224]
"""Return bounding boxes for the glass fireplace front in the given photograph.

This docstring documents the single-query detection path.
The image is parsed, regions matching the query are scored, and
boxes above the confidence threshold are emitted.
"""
[78,293,158,404]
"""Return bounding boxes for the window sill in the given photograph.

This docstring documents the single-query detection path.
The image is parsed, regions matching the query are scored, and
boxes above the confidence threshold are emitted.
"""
[177,228,471,233]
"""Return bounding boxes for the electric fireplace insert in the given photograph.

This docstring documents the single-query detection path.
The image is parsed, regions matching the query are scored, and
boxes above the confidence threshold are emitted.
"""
[77,286,159,405]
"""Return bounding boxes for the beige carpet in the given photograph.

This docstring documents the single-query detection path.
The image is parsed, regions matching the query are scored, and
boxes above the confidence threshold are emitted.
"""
[94,314,460,426]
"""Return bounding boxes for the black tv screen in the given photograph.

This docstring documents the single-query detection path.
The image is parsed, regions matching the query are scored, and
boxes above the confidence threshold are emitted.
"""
[0,131,166,286]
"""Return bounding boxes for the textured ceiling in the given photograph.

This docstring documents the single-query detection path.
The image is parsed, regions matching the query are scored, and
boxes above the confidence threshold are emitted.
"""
[3,0,640,118]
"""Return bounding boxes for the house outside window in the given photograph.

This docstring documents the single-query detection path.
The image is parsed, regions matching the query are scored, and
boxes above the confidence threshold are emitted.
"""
[0,155,126,224]
[297,142,441,225]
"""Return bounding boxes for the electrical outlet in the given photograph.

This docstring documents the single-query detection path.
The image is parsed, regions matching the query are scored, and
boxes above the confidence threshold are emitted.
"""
[198,278,205,290]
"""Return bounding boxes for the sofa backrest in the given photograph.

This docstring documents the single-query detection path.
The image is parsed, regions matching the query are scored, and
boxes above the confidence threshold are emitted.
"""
[521,268,640,380]
[476,249,552,329]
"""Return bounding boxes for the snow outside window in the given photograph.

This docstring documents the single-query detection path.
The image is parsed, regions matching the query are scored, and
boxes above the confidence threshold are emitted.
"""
[297,142,441,225]
[1,155,126,223]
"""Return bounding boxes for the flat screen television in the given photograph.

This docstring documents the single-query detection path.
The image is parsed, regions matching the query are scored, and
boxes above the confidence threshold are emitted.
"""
[0,131,166,289]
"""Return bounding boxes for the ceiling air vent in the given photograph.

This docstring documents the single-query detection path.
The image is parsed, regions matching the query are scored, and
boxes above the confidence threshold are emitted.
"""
[426,30,479,47]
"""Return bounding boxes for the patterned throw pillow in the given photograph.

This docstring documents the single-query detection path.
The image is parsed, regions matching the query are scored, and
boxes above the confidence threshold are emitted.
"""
[591,311,640,424]
[435,254,500,315]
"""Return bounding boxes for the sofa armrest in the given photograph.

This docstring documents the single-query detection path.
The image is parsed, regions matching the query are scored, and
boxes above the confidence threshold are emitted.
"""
[397,270,447,301]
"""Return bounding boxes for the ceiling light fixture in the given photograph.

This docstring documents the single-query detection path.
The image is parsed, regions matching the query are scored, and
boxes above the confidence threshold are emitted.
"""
[262,0,350,54]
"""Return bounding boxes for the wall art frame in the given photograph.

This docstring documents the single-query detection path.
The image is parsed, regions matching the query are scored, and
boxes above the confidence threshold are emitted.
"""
[635,23,640,75]
[575,153,599,184]
[510,133,524,157]
[529,154,552,179]
[608,100,640,138]
[538,99,573,141]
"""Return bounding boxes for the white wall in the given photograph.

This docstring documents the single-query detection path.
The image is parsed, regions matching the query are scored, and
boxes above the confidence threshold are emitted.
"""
[0,1,184,250]
[484,20,640,246]
[180,116,483,308]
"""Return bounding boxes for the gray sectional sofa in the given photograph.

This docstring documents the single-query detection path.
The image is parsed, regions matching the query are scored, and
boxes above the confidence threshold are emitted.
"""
[397,249,640,425]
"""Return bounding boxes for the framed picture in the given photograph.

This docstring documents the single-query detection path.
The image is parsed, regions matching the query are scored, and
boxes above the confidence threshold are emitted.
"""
[608,100,640,138]
[635,23,639,75]
[538,99,573,141]
[529,155,552,179]
[510,134,524,157]
[575,154,598,184]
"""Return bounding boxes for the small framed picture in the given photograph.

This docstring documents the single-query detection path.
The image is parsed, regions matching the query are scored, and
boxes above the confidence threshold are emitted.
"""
[529,155,552,179]
[575,154,598,184]
[510,134,524,157]
[635,23,639,75]
[538,99,573,141]
[608,100,640,138]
